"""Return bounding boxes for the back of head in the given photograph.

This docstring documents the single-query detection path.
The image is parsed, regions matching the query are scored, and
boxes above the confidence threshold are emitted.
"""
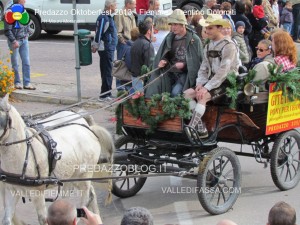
[47,199,76,225]
[254,0,263,6]
[120,207,154,225]
[268,201,296,225]
[139,19,153,35]
[272,31,297,65]
[235,1,246,14]
[216,219,238,225]
[131,27,140,41]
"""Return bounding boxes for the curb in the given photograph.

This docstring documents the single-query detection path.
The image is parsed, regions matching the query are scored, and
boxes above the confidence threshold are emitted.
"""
[10,91,112,109]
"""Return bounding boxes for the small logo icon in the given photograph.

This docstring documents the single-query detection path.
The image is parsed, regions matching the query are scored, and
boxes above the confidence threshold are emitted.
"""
[5,4,30,28]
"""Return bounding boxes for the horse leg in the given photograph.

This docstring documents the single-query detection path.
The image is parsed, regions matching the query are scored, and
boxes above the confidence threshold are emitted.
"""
[75,181,100,215]
[31,196,47,225]
[2,187,20,225]
[87,184,100,215]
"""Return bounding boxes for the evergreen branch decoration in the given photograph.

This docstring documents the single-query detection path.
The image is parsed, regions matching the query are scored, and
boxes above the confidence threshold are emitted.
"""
[116,92,192,134]
[268,64,300,101]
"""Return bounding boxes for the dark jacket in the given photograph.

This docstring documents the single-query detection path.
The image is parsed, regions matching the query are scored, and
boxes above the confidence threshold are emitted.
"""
[231,14,252,36]
[131,35,155,77]
[280,8,294,24]
[94,13,117,52]
[119,40,133,71]
[145,29,203,98]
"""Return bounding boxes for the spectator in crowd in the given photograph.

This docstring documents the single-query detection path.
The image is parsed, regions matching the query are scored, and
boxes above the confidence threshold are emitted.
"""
[136,0,149,14]
[184,14,239,138]
[291,0,300,42]
[253,0,271,38]
[220,2,236,32]
[220,21,242,67]
[216,219,238,225]
[280,1,294,34]
[262,0,279,30]
[120,207,154,225]
[272,0,280,26]
[202,0,217,18]
[190,12,203,39]
[231,1,252,37]
[152,16,170,52]
[272,30,297,71]
[92,0,118,101]
[145,9,203,98]
[47,199,103,225]
[147,0,160,15]
[4,0,36,90]
[267,201,296,225]
[119,27,140,91]
[115,0,137,91]
[251,39,274,91]
[182,5,194,26]
[130,19,155,93]
[233,21,250,65]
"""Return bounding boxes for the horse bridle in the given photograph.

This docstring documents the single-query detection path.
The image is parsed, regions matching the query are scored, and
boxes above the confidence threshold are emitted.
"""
[0,109,12,142]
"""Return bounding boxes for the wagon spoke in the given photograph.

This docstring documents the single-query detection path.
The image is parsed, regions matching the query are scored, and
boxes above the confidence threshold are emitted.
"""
[291,164,297,178]
[208,169,219,179]
[127,178,130,190]
[222,158,230,172]
[288,138,295,154]
[278,160,288,169]
[134,178,137,184]
[219,156,223,173]
[280,146,288,157]
[284,166,290,182]
[217,188,221,206]
[120,179,126,189]
[220,186,226,203]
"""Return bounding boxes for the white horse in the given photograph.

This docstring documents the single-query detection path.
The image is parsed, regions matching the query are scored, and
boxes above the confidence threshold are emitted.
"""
[0,95,114,225]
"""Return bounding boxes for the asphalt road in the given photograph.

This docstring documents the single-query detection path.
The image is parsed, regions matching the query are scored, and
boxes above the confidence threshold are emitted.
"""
[0,31,300,225]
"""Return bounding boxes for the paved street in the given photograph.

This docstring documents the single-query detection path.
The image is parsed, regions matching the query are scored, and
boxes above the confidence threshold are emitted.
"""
[0,31,300,225]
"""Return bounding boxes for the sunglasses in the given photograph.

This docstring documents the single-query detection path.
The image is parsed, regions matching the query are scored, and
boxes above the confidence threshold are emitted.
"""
[255,47,270,52]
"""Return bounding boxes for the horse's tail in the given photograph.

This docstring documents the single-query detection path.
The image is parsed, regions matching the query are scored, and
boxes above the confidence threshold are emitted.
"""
[89,125,114,205]
[89,125,114,164]
[77,109,96,126]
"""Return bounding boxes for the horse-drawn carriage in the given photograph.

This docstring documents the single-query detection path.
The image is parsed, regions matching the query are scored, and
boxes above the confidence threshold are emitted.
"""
[112,79,300,215]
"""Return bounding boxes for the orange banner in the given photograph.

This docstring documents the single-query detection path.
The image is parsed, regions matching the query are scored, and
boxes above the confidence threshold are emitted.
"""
[266,83,300,135]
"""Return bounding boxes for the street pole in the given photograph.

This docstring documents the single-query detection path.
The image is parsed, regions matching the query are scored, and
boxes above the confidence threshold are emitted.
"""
[72,0,81,102]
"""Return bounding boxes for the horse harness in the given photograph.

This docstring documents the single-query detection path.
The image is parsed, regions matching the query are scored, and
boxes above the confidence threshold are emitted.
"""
[0,115,95,188]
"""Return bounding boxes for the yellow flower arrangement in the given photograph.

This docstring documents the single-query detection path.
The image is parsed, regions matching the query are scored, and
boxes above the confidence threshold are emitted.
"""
[0,52,15,96]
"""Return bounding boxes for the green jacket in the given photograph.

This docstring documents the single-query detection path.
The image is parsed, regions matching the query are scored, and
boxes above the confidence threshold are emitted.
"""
[145,29,203,98]
[233,32,250,64]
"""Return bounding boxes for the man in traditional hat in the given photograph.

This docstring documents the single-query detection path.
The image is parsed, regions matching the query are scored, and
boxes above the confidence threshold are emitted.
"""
[145,9,203,98]
[184,14,240,138]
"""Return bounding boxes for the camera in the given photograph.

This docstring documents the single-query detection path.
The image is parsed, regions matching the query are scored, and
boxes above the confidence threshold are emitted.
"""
[76,208,87,218]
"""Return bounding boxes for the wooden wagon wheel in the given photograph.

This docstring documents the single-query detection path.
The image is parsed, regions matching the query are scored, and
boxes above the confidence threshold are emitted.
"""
[197,147,241,215]
[270,130,300,191]
[112,136,147,198]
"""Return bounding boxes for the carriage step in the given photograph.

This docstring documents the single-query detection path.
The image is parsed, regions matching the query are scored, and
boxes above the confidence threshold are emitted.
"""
[184,126,210,146]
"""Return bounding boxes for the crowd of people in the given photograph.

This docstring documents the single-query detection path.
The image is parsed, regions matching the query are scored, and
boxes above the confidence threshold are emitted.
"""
[46,199,297,225]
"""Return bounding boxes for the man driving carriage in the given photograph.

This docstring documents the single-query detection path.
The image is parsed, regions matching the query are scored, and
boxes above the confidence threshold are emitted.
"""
[145,9,203,98]
[184,14,240,138]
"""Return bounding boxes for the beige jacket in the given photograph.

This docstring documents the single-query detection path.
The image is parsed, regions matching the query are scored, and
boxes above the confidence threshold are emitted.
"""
[114,9,136,43]
[263,0,278,28]
[253,54,275,91]
[196,37,239,91]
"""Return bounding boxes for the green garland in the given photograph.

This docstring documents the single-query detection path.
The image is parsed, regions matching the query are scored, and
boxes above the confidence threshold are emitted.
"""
[226,70,259,109]
[268,64,300,101]
[116,93,192,134]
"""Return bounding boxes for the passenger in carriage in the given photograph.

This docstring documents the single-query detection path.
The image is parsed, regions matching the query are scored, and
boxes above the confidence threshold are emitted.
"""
[145,9,203,98]
[184,14,239,138]
[250,39,274,91]
[271,30,298,72]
